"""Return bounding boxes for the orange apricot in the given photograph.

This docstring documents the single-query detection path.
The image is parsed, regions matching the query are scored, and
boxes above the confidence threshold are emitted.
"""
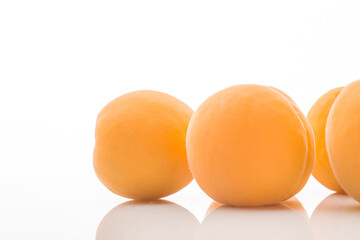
[93,90,193,200]
[326,80,360,202]
[307,87,344,192]
[186,84,314,206]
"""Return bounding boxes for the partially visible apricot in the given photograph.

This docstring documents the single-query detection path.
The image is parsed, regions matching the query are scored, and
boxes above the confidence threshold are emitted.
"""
[186,84,313,206]
[93,90,193,200]
[307,87,344,192]
[326,80,360,202]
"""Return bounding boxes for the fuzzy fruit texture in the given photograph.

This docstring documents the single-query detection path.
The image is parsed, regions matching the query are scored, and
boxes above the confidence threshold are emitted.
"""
[186,84,315,206]
[93,90,193,200]
[307,87,344,192]
[326,80,360,202]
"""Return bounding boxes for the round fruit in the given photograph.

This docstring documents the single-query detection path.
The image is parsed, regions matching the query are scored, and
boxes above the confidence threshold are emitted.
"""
[307,87,344,192]
[93,90,193,200]
[326,80,360,202]
[186,84,313,206]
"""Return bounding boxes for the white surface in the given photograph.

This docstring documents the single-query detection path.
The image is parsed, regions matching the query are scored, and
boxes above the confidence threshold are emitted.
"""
[1,0,360,239]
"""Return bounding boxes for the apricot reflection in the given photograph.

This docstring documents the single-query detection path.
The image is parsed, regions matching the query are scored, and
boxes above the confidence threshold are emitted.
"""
[311,193,360,240]
[197,198,313,240]
[96,200,199,240]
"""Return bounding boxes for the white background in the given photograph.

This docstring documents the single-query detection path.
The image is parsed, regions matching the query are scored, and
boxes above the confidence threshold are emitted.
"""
[1,0,360,239]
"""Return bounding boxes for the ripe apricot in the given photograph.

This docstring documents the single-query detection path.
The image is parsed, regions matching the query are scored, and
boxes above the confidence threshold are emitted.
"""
[307,87,344,192]
[93,90,193,200]
[326,80,360,202]
[186,84,314,206]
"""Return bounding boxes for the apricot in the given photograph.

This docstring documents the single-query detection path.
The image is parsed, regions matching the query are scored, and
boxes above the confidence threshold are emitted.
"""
[186,84,314,206]
[307,87,344,192]
[326,80,360,202]
[93,90,193,200]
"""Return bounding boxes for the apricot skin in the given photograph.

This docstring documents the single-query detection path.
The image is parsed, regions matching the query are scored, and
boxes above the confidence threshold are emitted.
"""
[269,87,315,197]
[307,87,344,192]
[326,80,360,202]
[186,85,312,207]
[93,90,193,200]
